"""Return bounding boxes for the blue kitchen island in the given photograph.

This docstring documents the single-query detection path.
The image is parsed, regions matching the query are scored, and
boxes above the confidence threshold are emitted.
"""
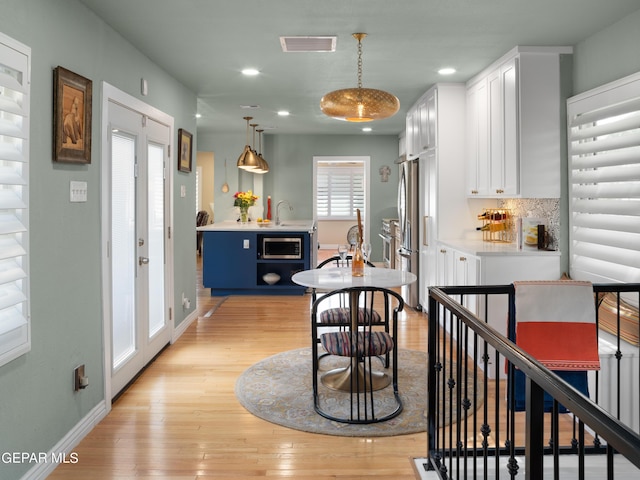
[198,220,316,296]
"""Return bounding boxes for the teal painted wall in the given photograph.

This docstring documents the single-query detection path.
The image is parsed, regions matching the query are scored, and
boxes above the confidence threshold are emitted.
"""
[0,1,196,478]
[198,133,400,261]
[0,0,639,478]
[573,8,640,94]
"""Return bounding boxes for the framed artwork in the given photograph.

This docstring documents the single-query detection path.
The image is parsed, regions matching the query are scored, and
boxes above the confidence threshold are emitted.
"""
[178,128,193,172]
[53,66,92,164]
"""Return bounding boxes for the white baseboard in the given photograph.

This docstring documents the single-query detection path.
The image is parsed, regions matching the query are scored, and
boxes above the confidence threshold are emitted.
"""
[172,308,198,343]
[21,400,107,480]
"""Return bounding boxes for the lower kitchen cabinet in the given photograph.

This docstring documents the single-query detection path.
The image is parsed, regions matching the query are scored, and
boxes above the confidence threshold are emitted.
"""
[202,230,311,295]
[435,240,561,378]
[436,245,480,314]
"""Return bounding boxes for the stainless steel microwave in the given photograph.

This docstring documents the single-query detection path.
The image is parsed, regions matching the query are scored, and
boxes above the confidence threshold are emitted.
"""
[262,237,302,259]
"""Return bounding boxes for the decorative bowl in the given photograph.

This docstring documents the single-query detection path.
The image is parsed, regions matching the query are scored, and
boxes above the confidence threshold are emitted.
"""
[262,273,280,285]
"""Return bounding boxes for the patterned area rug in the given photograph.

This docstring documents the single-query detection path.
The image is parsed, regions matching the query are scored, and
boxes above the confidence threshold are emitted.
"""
[235,347,432,437]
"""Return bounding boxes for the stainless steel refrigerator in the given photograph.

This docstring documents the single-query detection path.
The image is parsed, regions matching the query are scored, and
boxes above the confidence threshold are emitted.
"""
[397,157,420,309]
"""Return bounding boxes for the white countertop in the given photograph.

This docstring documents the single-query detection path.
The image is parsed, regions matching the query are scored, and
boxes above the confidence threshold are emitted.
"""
[197,219,316,233]
[438,238,561,257]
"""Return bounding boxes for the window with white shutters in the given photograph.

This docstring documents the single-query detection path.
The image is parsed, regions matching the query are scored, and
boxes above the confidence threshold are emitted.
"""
[316,162,364,219]
[567,72,640,287]
[0,33,30,367]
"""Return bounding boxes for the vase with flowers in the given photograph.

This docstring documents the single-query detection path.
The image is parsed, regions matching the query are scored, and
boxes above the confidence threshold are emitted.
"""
[234,190,258,223]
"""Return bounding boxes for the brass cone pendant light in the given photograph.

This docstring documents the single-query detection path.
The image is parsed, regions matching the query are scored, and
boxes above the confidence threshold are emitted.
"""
[250,124,269,174]
[237,116,261,170]
[254,128,269,174]
[320,33,399,122]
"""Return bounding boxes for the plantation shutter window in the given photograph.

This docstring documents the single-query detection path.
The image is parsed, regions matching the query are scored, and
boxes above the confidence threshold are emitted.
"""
[0,32,30,367]
[567,72,640,286]
[316,162,365,219]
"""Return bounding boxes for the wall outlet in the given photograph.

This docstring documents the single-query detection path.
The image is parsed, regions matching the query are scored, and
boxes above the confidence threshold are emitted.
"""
[74,364,88,391]
[181,292,190,310]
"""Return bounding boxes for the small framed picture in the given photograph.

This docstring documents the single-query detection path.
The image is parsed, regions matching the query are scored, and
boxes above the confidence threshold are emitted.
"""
[53,66,92,164]
[178,128,193,173]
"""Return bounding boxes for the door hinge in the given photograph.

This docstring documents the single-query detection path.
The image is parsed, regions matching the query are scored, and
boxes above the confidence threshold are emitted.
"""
[169,307,172,321]
[141,115,147,127]
[168,144,171,158]
[168,226,171,239]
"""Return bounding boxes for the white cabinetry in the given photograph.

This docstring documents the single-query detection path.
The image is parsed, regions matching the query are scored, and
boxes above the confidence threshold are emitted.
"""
[466,46,571,198]
[436,240,562,378]
[414,84,480,309]
[436,244,479,314]
[466,80,489,195]
[398,131,406,157]
[405,89,437,160]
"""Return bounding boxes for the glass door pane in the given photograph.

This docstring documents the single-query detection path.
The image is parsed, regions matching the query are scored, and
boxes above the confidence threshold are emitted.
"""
[147,142,165,338]
[111,132,137,368]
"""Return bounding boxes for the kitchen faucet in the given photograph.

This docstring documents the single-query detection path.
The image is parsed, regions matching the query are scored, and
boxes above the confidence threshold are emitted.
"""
[275,200,293,225]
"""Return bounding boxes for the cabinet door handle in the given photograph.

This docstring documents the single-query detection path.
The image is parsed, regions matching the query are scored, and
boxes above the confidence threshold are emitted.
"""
[139,256,149,266]
[423,216,429,247]
[459,256,466,262]
[496,189,504,194]
[471,190,478,195]
[440,249,447,254]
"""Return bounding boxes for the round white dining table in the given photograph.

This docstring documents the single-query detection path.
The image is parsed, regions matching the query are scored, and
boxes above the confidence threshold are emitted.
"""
[291,266,417,292]
[292,266,417,391]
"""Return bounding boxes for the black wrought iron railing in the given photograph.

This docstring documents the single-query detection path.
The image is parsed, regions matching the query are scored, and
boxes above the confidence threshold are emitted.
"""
[423,283,640,480]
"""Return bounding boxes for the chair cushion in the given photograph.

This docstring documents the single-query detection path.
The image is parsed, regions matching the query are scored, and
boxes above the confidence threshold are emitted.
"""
[321,331,394,357]
[318,307,382,325]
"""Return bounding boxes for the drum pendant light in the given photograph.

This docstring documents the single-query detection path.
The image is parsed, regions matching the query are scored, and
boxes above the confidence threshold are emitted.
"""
[237,116,261,170]
[320,33,399,122]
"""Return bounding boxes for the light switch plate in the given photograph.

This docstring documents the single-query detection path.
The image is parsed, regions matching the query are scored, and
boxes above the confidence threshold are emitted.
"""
[70,181,87,202]
[180,185,186,197]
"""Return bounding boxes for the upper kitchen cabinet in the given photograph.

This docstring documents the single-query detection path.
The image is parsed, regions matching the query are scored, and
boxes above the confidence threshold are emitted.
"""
[466,46,573,198]
[405,88,437,159]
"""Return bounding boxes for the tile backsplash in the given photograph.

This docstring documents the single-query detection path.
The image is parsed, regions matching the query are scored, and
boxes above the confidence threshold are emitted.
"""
[498,198,560,250]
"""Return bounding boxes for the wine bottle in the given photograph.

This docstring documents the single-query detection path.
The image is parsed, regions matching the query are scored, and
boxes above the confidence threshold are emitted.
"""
[352,209,365,277]
[476,223,507,232]
[352,242,365,277]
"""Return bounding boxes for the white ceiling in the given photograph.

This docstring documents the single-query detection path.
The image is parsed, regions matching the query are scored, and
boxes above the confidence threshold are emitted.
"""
[79,0,640,136]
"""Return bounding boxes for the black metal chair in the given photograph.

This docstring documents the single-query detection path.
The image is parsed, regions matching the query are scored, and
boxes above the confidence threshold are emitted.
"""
[311,286,404,424]
[196,210,209,255]
[312,255,386,365]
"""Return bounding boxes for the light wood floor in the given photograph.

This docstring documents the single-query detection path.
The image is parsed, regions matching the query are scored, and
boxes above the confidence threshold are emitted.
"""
[50,253,429,479]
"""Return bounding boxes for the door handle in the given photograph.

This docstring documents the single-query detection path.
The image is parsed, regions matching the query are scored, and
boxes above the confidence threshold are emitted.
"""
[139,256,149,266]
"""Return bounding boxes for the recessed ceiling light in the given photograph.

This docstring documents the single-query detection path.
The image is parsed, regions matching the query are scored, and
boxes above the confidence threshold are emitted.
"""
[277,110,290,116]
[195,113,202,119]
[240,105,261,109]
[242,68,260,76]
[438,67,456,75]
[362,127,372,132]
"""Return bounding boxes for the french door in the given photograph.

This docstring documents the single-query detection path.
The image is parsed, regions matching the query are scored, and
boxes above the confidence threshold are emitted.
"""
[106,99,172,398]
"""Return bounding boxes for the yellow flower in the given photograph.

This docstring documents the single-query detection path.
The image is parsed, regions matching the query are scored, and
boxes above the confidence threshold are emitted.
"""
[233,190,258,208]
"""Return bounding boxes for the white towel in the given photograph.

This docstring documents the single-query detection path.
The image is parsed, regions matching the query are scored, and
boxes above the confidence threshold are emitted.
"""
[514,280,600,371]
